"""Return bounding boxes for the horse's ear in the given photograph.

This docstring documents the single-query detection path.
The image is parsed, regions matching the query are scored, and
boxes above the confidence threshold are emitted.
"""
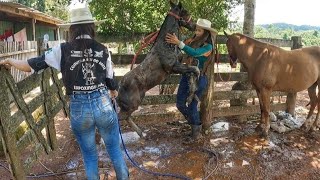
[178,1,182,8]
[224,30,230,37]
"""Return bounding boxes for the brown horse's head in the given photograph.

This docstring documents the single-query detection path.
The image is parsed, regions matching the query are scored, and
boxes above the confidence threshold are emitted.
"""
[224,31,238,68]
[169,0,194,31]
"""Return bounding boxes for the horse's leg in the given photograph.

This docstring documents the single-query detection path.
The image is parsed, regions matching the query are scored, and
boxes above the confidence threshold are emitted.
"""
[171,61,200,76]
[118,110,144,137]
[186,73,199,105]
[118,82,144,137]
[286,92,297,117]
[255,89,264,132]
[127,116,144,137]
[172,62,200,105]
[257,88,272,137]
[302,83,317,131]
[311,83,320,131]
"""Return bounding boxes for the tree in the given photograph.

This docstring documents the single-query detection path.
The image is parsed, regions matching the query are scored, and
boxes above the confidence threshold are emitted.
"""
[37,0,45,12]
[230,0,255,123]
[18,0,46,12]
[45,0,70,21]
[243,0,255,36]
[90,0,243,36]
[313,30,318,37]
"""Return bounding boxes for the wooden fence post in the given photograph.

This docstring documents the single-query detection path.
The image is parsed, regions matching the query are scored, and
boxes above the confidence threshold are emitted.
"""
[286,36,302,116]
[200,57,215,132]
[0,67,26,180]
[200,34,216,132]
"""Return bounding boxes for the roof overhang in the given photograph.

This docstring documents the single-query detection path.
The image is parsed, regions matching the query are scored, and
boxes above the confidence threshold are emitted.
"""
[0,1,64,26]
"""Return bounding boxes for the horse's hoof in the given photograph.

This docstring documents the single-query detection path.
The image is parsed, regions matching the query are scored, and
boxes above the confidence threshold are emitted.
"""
[193,67,200,77]
[255,124,263,133]
[186,97,193,105]
[255,125,269,138]
[259,131,269,138]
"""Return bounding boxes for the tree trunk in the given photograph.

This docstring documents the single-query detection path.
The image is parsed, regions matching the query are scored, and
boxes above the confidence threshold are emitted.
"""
[230,0,256,122]
[243,0,256,37]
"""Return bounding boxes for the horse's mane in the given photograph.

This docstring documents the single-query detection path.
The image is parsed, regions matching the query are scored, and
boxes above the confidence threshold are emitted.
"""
[234,33,283,51]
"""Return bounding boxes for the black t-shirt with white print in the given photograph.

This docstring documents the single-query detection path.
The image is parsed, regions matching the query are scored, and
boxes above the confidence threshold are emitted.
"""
[28,35,118,95]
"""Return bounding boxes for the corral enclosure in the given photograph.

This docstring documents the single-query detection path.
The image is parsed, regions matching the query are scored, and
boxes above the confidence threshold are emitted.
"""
[0,34,312,180]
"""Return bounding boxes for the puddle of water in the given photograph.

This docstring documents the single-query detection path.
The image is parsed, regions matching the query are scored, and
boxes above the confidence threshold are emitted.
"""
[66,158,80,170]
[65,158,83,180]
[211,122,229,132]
[66,172,77,180]
[120,131,141,144]
[144,146,161,155]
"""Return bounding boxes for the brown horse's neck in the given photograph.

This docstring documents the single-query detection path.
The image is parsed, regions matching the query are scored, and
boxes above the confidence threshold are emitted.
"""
[234,37,254,71]
[234,34,272,71]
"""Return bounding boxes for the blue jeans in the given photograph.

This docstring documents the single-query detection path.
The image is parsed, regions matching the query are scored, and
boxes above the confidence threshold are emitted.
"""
[69,89,129,180]
[176,74,208,125]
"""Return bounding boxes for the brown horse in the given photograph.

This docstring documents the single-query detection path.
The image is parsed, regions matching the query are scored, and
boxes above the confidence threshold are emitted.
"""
[224,32,320,137]
[117,1,199,136]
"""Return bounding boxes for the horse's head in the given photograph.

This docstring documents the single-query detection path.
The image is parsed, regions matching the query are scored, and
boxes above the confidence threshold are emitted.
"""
[168,0,194,31]
[224,31,238,68]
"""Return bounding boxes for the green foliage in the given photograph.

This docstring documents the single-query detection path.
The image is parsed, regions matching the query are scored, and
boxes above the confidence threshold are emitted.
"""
[18,0,46,12]
[90,0,243,36]
[45,0,70,21]
[17,0,70,20]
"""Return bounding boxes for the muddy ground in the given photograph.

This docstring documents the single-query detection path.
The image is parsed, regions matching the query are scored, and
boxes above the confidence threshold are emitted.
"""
[1,71,320,179]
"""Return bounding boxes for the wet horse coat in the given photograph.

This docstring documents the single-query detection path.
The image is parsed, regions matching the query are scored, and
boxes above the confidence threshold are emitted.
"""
[117,2,199,135]
[225,32,320,136]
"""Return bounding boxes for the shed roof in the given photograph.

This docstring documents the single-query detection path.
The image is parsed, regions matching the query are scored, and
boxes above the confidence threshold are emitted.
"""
[0,0,64,25]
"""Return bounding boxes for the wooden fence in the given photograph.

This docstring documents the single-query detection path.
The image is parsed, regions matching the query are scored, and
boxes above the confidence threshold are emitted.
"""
[0,35,301,179]
[112,35,301,120]
[0,40,60,82]
[0,40,68,180]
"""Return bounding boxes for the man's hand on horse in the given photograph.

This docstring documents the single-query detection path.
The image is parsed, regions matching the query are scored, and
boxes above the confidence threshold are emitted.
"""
[109,90,118,99]
[0,58,12,70]
[165,33,180,45]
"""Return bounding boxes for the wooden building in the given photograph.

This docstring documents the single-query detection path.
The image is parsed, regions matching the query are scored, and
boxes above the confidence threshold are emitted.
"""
[0,0,65,41]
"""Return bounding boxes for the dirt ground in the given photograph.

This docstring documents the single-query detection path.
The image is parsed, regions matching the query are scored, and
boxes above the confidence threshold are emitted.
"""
[1,81,320,179]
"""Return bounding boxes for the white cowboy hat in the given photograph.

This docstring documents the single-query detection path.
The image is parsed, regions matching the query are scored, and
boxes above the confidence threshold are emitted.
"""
[196,18,218,34]
[57,0,106,28]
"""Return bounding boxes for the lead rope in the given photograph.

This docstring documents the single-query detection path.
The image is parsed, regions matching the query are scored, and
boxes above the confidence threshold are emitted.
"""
[112,98,192,180]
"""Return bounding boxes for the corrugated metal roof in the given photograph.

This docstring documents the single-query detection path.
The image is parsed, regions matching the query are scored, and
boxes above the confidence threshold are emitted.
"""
[0,0,15,2]
[0,1,64,25]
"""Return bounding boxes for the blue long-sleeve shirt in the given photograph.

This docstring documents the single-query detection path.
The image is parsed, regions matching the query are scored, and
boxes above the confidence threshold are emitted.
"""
[179,41,213,69]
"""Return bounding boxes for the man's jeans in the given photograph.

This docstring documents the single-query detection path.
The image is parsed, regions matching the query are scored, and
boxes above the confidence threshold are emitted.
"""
[69,89,129,180]
[176,74,208,125]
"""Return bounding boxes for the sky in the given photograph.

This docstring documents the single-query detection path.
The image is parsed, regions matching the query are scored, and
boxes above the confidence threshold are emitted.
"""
[232,0,320,26]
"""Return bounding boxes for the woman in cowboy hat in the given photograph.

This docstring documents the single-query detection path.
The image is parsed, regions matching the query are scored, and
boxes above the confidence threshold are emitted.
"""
[0,1,129,179]
[166,18,218,142]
